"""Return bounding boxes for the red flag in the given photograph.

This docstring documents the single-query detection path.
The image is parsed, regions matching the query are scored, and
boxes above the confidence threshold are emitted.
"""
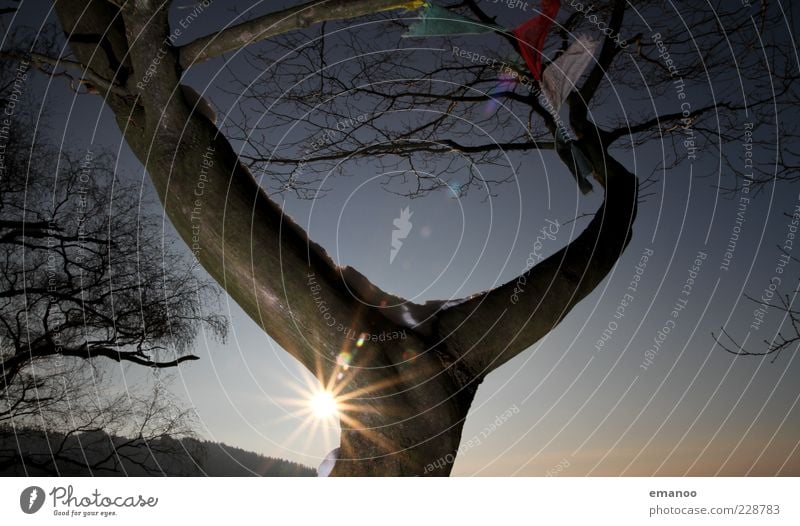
[513,0,560,80]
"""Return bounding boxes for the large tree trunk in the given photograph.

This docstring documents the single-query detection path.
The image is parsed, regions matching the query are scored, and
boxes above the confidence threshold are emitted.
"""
[330,343,479,476]
[52,0,637,476]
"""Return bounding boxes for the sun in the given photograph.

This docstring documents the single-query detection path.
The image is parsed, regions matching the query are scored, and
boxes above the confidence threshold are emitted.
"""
[309,390,339,419]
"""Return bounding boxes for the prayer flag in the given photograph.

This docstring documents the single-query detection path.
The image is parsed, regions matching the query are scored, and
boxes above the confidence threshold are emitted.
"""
[513,0,560,79]
[541,35,601,111]
[404,3,500,38]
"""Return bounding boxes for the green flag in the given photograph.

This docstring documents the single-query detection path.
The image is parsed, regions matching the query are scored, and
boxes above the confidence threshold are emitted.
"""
[403,3,501,38]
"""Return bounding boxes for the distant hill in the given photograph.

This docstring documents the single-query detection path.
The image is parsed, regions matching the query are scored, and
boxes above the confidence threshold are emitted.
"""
[192,438,316,476]
[0,427,315,476]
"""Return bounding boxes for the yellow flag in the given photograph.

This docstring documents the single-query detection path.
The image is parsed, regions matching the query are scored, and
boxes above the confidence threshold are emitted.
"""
[376,0,427,13]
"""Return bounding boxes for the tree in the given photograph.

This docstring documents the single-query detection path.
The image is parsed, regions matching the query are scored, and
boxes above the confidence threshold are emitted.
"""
[21,0,791,475]
[0,51,227,473]
[0,115,227,383]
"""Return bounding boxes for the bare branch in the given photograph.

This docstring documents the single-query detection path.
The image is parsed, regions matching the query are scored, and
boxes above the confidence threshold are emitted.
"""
[179,0,421,68]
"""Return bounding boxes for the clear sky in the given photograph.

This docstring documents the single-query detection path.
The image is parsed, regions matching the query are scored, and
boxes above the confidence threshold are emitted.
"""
[10,0,799,475]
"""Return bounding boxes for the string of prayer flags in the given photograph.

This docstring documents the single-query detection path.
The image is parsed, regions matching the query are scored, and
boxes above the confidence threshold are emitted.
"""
[403,3,501,38]
[512,0,560,80]
[401,0,594,195]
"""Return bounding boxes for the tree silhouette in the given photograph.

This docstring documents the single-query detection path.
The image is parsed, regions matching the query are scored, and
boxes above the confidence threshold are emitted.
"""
[7,0,793,475]
[0,109,227,390]
[0,53,227,473]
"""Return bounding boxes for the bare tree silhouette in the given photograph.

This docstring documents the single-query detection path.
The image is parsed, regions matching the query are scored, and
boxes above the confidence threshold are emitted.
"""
[0,54,226,474]
[0,113,227,391]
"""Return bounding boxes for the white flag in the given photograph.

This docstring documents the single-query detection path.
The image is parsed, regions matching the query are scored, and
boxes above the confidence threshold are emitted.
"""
[317,447,339,477]
[542,36,601,111]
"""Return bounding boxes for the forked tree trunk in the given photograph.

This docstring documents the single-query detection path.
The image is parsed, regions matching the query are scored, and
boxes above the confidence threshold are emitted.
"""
[53,0,637,476]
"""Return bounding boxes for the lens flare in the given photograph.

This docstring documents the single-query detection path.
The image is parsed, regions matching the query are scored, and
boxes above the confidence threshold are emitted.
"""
[336,351,353,368]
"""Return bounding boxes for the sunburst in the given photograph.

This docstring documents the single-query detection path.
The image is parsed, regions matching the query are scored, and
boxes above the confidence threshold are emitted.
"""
[276,330,417,458]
